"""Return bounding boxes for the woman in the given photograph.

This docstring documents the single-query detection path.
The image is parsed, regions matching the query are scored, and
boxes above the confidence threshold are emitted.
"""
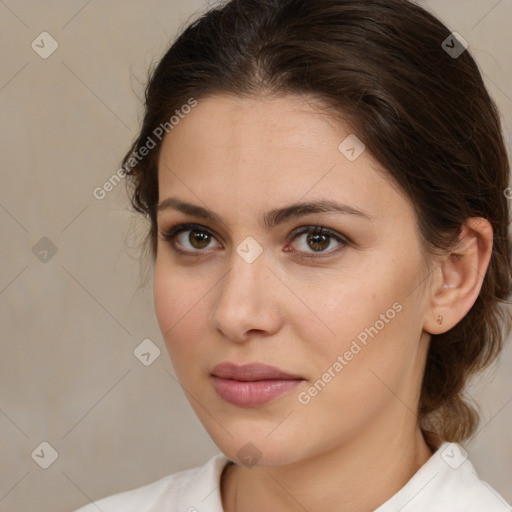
[75,0,512,510]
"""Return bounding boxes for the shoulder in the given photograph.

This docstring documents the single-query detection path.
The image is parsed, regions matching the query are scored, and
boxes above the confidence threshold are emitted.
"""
[72,453,230,512]
[377,442,511,512]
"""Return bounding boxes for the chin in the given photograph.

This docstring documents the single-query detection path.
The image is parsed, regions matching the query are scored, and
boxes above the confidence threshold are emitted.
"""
[207,427,306,467]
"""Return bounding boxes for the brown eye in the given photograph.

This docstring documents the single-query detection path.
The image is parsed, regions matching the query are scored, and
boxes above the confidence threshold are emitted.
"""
[160,223,349,259]
[289,226,349,258]
[306,232,331,252]
[187,230,212,249]
[160,223,222,254]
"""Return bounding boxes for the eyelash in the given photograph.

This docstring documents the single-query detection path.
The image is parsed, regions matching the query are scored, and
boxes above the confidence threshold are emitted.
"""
[159,222,350,259]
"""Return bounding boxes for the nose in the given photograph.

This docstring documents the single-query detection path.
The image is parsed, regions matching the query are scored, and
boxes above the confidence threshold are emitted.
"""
[210,248,283,343]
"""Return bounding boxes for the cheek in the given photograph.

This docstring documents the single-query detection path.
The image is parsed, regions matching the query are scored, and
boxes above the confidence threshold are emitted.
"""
[292,284,420,436]
[153,262,210,364]
[293,254,423,379]
[153,263,178,337]
[153,253,209,329]
[288,262,397,340]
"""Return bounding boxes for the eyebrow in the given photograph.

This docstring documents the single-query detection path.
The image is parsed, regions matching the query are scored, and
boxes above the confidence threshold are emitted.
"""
[156,197,374,230]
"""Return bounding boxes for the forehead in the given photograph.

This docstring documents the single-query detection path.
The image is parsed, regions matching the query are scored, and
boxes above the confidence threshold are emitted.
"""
[159,93,347,161]
[156,93,412,225]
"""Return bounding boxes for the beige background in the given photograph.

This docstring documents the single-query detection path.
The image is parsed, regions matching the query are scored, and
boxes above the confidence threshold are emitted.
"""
[0,1,511,511]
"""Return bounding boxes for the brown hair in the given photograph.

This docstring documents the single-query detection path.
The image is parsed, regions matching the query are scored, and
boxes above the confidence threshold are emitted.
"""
[123,0,512,449]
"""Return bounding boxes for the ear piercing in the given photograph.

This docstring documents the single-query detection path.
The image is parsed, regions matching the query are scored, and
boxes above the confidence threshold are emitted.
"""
[437,315,444,325]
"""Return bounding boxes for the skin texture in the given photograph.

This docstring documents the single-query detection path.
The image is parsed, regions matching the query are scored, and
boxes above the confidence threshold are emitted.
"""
[153,94,493,512]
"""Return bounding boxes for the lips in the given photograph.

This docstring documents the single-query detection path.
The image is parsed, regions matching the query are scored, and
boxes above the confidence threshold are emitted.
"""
[210,362,302,381]
[210,362,304,407]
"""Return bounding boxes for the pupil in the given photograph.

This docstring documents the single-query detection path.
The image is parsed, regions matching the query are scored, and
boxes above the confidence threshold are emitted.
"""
[190,230,210,249]
[308,233,329,251]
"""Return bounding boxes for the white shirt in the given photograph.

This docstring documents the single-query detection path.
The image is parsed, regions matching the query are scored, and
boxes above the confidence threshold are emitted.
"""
[73,442,511,511]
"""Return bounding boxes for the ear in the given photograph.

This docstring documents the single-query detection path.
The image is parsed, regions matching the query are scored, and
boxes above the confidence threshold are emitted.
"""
[423,217,493,335]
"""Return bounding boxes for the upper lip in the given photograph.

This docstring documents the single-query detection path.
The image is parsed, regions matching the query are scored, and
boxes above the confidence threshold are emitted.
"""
[211,362,302,381]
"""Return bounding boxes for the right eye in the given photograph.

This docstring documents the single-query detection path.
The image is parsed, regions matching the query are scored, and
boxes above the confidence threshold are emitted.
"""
[159,223,222,255]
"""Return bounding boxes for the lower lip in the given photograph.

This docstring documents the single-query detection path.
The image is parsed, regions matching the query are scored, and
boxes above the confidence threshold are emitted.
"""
[211,376,303,407]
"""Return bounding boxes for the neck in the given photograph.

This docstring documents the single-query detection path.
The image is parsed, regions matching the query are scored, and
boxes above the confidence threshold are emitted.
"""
[221,415,433,512]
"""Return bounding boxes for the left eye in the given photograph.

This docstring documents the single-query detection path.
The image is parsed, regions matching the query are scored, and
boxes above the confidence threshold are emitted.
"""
[159,223,349,257]
[288,226,348,257]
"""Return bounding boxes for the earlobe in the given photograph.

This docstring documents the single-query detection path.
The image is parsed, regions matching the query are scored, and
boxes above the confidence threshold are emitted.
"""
[423,218,493,335]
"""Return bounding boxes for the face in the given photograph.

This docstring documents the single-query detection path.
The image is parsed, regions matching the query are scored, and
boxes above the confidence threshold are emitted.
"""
[154,93,434,466]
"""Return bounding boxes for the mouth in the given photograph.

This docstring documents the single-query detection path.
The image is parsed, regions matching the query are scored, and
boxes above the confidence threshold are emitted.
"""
[210,362,304,407]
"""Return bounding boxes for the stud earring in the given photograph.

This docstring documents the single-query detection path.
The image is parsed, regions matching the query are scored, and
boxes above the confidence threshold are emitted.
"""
[437,315,443,325]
